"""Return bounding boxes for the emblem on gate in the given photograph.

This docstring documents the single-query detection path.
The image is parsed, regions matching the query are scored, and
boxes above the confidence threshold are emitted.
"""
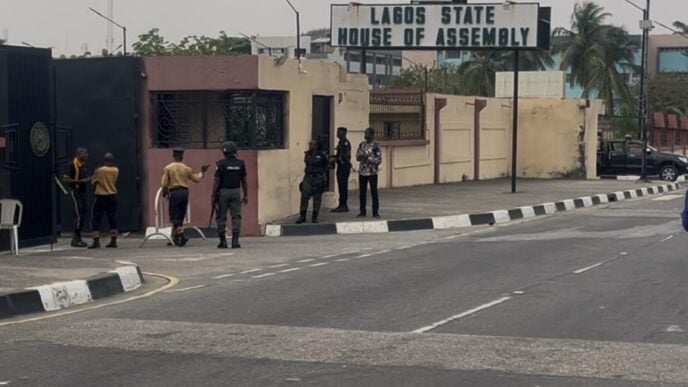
[30,121,50,157]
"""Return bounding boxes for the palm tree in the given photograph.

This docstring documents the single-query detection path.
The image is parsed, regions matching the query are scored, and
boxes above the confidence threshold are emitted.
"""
[457,51,511,97]
[553,2,638,114]
[456,49,554,97]
[674,21,688,34]
[585,26,639,115]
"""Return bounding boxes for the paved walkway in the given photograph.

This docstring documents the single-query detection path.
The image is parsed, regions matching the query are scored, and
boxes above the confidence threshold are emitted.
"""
[278,178,665,224]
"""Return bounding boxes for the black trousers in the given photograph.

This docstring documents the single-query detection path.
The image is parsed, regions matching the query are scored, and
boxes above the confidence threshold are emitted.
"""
[299,175,325,216]
[91,195,118,232]
[168,188,189,226]
[70,190,87,236]
[336,164,351,207]
[359,174,379,216]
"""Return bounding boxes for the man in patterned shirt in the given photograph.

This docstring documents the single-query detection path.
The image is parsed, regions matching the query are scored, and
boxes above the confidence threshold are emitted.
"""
[356,128,382,218]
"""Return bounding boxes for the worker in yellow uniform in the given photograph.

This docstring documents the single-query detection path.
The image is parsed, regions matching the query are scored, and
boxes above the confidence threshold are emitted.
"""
[161,147,209,247]
[89,153,119,249]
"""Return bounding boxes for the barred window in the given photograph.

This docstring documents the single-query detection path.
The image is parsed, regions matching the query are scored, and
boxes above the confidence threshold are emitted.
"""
[154,91,285,149]
[369,92,425,141]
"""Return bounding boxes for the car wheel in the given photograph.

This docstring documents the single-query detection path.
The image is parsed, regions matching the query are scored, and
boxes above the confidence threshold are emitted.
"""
[659,165,679,181]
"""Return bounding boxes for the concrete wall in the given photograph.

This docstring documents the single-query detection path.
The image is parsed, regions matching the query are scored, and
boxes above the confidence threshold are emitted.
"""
[518,98,603,179]
[256,56,370,225]
[495,71,566,99]
[430,94,602,183]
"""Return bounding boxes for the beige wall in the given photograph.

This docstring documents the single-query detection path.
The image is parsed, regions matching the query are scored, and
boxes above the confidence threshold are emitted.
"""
[256,57,370,225]
[430,94,602,183]
[251,56,602,227]
[401,51,436,69]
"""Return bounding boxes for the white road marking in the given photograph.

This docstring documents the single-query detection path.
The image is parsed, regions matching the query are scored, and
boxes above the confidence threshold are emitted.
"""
[165,285,206,293]
[356,253,374,259]
[116,260,137,266]
[278,267,302,273]
[268,264,290,269]
[0,381,10,386]
[212,273,235,280]
[240,268,263,274]
[335,258,350,262]
[665,325,685,333]
[413,297,513,334]
[252,273,277,279]
[298,259,316,263]
[513,291,525,295]
[652,194,683,201]
[322,254,338,259]
[309,262,329,267]
[659,235,674,243]
[59,256,94,260]
[573,263,604,274]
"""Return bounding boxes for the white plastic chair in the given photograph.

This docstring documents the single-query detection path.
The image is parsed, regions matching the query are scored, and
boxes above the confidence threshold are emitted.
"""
[0,199,23,256]
[140,187,206,247]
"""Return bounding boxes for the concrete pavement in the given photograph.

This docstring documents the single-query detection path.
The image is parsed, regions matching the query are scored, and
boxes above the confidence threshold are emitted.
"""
[1,189,687,385]
[270,179,680,237]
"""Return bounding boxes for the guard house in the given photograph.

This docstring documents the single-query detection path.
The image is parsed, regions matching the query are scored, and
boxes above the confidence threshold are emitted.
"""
[139,56,370,236]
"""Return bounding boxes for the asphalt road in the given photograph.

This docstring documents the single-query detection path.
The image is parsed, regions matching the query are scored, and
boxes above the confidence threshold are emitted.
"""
[1,191,687,386]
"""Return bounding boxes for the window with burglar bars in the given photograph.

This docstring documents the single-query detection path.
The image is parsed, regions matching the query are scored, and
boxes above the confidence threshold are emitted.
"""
[369,92,425,141]
[154,91,286,149]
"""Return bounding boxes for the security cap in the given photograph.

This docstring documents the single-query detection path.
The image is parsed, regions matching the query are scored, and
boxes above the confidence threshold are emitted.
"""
[221,141,238,154]
[172,147,185,153]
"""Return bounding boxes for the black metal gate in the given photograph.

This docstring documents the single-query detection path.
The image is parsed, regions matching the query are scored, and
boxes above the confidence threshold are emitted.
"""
[54,57,142,232]
[0,46,57,248]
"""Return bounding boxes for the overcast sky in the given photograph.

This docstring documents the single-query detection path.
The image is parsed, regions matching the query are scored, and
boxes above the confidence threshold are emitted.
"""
[0,0,681,56]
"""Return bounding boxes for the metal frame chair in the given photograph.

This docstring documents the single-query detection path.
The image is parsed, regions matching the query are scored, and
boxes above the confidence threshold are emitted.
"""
[140,188,206,247]
[0,199,23,256]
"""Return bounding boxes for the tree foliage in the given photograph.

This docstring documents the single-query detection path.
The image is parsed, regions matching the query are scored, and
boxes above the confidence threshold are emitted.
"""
[553,2,638,114]
[393,64,464,95]
[304,28,329,39]
[132,28,250,57]
[674,21,688,34]
[648,73,688,117]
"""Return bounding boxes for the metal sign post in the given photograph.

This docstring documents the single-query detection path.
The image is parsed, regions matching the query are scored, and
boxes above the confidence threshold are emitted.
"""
[511,49,520,193]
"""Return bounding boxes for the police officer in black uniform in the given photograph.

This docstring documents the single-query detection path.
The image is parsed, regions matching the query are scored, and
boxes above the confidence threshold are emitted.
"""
[331,127,352,213]
[213,141,248,249]
[296,140,329,224]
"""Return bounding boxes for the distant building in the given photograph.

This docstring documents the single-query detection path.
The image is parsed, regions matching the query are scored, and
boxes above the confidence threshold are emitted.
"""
[251,35,402,88]
[249,36,312,59]
[649,34,688,74]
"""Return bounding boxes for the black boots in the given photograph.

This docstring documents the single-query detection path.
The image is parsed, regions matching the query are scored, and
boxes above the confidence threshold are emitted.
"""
[312,211,320,224]
[296,211,307,224]
[88,238,100,249]
[71,231,87,248]
[231,232,241,249]
[106,237,117,248]
[218,234,228,249]
[331,206,349,213]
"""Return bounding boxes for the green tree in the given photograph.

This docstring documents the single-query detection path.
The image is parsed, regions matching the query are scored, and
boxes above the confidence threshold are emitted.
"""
[648,73,688,117]
[393,64,464,95]
[304,28,329,39]
[0,38,5,45]
[553,2,638,114]
[132,29,249,57]
[674,21,688,34]
[453,49,553,97]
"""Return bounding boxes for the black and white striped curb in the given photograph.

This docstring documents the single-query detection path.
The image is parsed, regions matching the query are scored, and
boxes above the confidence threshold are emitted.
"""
[600,175,687,182]
[266,183,681,237]
[0,265,144,319]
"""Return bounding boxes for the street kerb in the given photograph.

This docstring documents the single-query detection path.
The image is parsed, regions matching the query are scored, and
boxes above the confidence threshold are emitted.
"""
[267,182,682,237]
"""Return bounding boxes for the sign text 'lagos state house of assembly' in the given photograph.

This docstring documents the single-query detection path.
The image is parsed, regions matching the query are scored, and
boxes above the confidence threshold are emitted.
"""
[331,3,547,50]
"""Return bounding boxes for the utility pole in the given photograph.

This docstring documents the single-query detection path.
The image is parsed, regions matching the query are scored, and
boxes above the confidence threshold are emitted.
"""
[285,0,301,59]
[639,0,653,180]
[89,7,127,55]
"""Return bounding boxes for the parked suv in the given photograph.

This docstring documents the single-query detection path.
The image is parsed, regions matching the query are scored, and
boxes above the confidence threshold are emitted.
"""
[597,139,688,181]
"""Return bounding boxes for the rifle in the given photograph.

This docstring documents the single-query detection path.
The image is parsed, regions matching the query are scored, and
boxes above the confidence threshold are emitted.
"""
[208,194,219,228]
